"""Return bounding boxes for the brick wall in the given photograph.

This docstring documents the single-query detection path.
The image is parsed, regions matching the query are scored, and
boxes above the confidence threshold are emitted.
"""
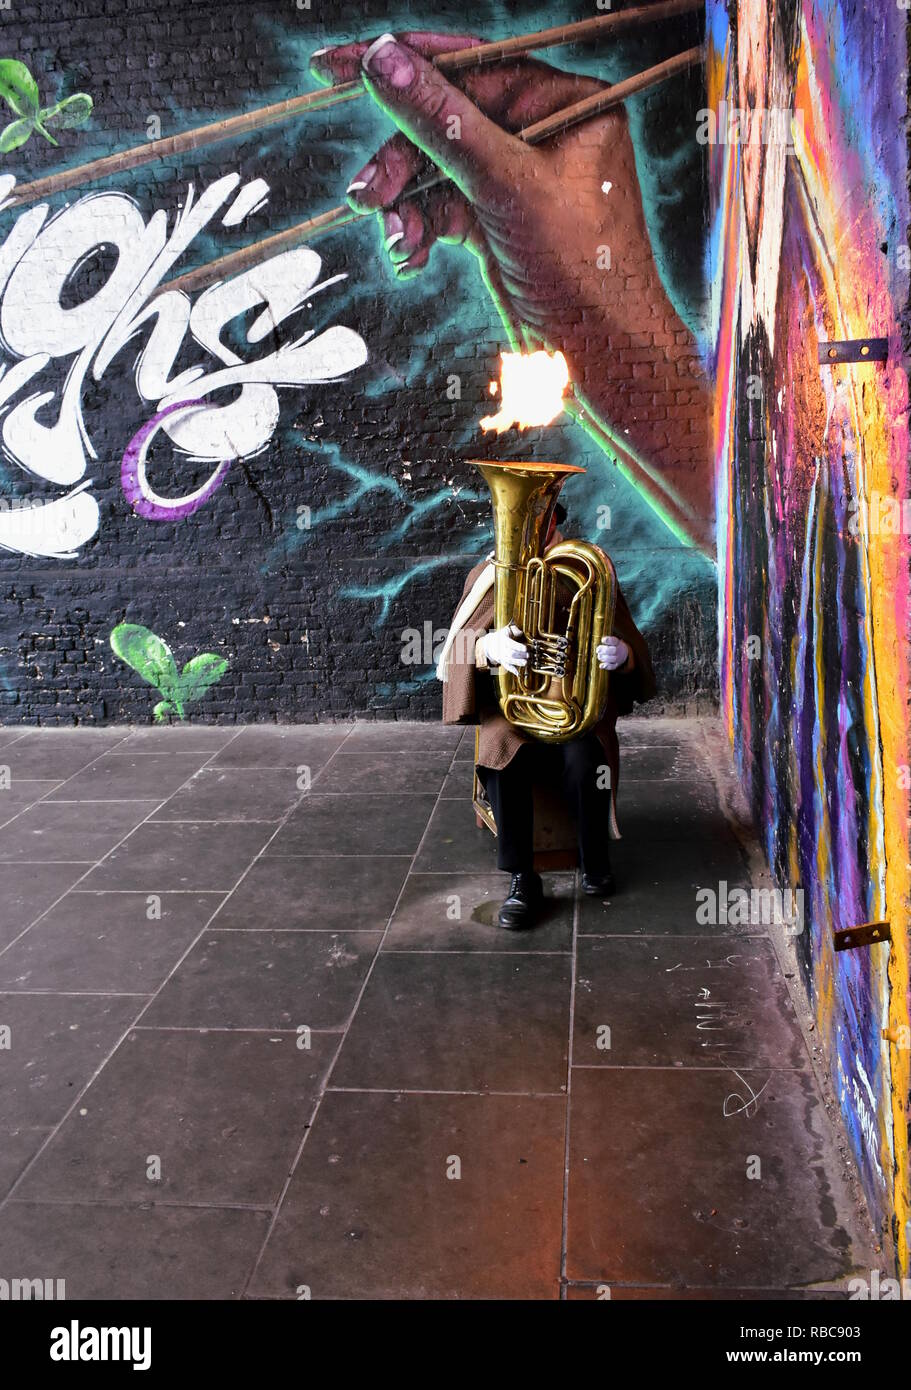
[0,0,714,724]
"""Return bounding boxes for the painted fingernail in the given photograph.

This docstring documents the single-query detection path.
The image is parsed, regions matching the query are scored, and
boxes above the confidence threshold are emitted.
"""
[362,33,415,89]
[347,162,377,195]
[383,212,405,249]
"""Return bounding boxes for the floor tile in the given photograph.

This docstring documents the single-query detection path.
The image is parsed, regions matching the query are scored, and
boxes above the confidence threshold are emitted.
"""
[78,822,277,891]
[342,723,463,753]
[617,778,738,844]
[14,1029,336,1206]
[578,839,752,936]
[385,873,574,951]
[207,726,349,769]
[619,744,692,781]
[140,930,381,1029]
[313,751,452,794]
[0,1125,53,1198]
[212,856,409,932]
[0,992,143,1130]
[118,727,240,753]
[572,937,807,1068]
[46,753,204,802]
[0,1202,269,1299]
[0,893,221,994]
[565,1068,857,1287]
[330,952,571,1093]
[564,1284,848,1300]
[0,731,129,780]
[453,729,478,762]
[268,794,437,857]
[249,1090,564,1299]
[150,768,304,822]
[0,801,160,863]
[0,864,90,948]
[412,797,498,873]
[439,764,474,799]
[0,781,60,826]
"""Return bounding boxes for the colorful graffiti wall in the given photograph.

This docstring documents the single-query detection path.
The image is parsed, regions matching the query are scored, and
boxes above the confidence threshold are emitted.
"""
[0,0,715,725]
[708,0,911,1266]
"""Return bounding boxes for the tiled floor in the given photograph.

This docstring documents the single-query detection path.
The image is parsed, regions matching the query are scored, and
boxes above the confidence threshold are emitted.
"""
[0,720,875,1299]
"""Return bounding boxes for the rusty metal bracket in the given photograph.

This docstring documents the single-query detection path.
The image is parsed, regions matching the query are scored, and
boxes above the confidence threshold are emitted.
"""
[818,338,888,365]
[834,921,891,952]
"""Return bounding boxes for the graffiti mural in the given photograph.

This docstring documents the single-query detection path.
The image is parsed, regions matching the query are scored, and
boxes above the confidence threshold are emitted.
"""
[708,0,911,1266]
[0,0,715,723]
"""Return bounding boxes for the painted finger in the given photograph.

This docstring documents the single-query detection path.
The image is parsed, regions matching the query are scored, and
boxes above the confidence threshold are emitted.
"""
[361,34,533,205]
[346,132,433,210]
[311,32,482,87]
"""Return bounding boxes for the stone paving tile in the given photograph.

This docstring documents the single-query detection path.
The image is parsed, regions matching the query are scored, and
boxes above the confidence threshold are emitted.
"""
[14,1029,336,1207]
[0,728,32,749]
[313,751,453,795]
[384,872,574,952]
[453,729,478,761]
[46,753,205,802]
[211,855,409,932]
[268,793,437,857]
[618,778,739,845]
[0,781,61,826]
[0,731,129,780]
[118,727,240,754]
[207,726,350,769]
[249,1090,565,1299]
[0,1125,53,1199]
[140,929,381,1030]
[0,801,160,863]
[330,951,571,1093]
[150,768,304,822]
[0,892,221,994]
[578,838,753,936]
[572,937,808,1069]
[78,821,277,892]
[564,1284,850,1300]
[565,1068,857,1288]
[0,1201,269,1299]
[439,764,474,799]
[619,743,692,781]
[342,723,463,752]
[412,797,499,873]
[0,863,89,948]
[0,992,144,1132]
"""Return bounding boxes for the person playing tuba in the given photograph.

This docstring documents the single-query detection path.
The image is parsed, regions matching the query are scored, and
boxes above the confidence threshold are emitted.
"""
[437,500,655,929]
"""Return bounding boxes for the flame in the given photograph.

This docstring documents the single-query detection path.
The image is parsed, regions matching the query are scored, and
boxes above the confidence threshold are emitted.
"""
[479,350,570,433]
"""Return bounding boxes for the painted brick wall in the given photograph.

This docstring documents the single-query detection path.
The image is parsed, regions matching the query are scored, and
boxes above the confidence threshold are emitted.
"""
[0,0,714,724]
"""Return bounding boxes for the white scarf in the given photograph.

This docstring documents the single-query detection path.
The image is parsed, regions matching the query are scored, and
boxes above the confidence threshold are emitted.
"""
[435,555,495,683]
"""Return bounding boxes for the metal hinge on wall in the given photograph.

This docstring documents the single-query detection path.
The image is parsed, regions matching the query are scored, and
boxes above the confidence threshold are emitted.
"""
[833,921,891,952]
[818,339,889,365]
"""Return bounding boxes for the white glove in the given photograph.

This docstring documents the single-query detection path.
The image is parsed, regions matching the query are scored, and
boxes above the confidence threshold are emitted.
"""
[481,623,528,676]
[596,635,630,671]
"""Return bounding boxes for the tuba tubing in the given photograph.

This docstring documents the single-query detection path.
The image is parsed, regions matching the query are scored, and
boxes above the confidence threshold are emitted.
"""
[469,459,617,744]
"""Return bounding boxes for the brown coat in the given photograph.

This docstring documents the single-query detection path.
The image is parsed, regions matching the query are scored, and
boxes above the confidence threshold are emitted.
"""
[441,554,656,787]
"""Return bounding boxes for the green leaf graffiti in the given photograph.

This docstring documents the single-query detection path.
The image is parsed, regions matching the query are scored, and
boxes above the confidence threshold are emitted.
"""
[0,58,93,154]
[110,624,228,722]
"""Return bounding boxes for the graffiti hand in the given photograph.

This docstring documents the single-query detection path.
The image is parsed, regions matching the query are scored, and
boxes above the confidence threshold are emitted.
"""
[310,32,612,341]
[311,32,713,541]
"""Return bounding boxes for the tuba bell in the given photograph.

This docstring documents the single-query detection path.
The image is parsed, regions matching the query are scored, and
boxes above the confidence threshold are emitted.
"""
[470,459,617,744]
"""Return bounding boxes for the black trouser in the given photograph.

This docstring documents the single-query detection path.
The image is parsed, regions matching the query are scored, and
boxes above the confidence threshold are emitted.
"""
[478,733,612,876]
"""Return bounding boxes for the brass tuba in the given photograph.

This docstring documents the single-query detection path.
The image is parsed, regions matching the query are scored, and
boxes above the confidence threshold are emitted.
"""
[470,459,617,744]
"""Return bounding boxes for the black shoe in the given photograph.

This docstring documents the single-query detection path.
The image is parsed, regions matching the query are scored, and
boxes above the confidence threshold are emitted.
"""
[581,870,616,897]
[498,872,544,930]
